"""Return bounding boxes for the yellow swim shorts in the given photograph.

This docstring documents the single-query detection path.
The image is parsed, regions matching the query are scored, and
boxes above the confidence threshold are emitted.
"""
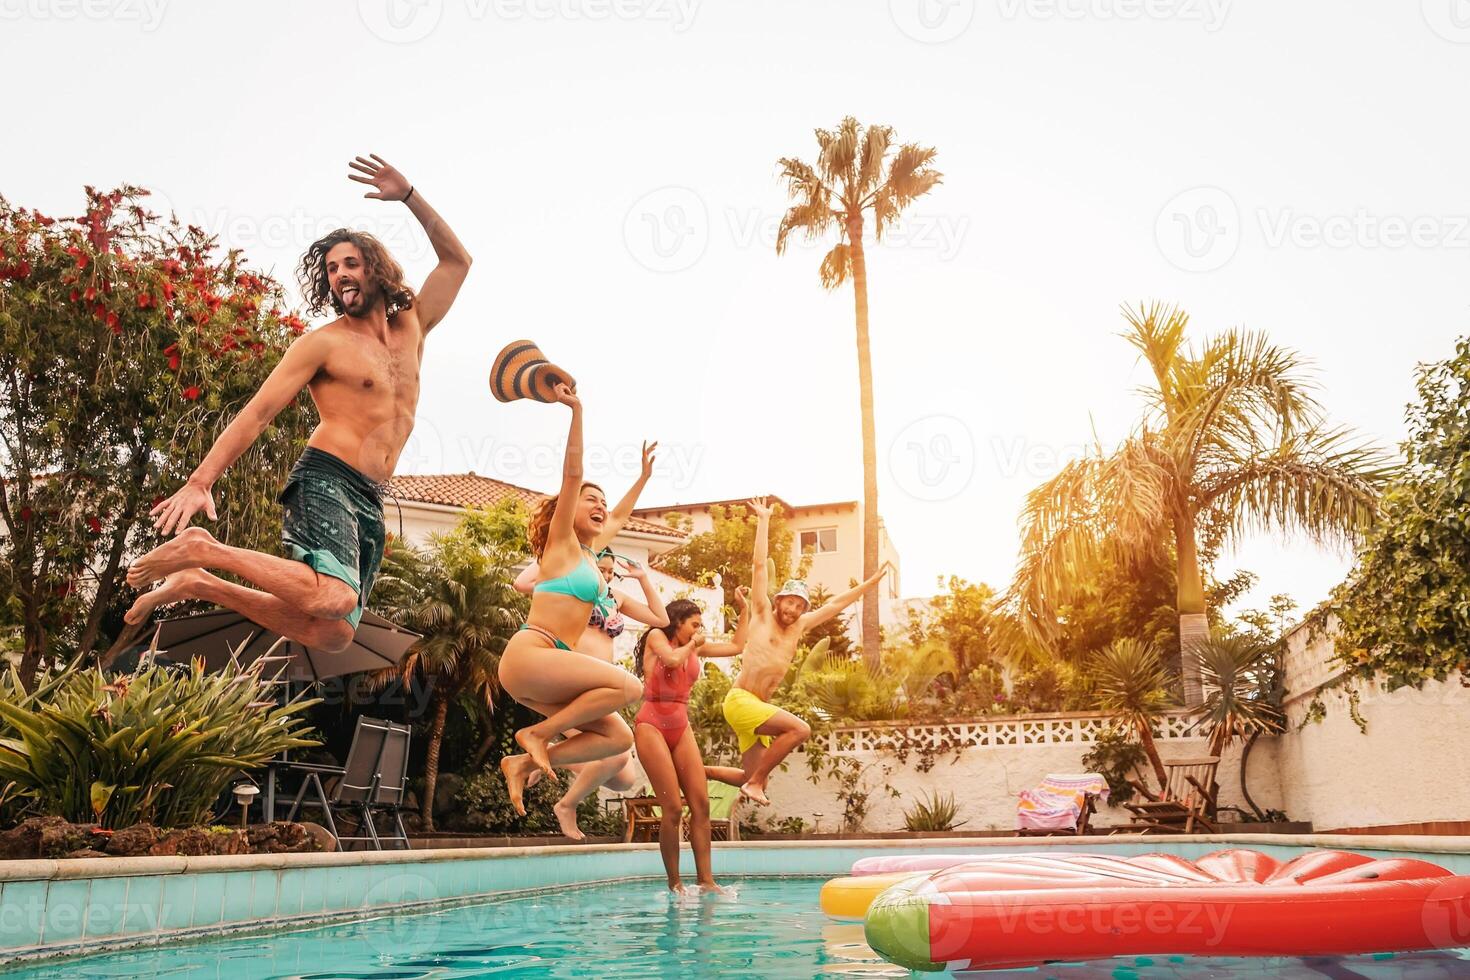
[723,686,779,754]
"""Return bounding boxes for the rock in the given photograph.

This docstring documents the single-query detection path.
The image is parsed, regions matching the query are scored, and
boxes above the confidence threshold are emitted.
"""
[105,824,161,857]
[0,818,47,860]
[205,828,248,855]
[149,828,214,856]
[245,821,321,854]
[297,822,337,853]
[62,848,109,859]
[38,817,107,859]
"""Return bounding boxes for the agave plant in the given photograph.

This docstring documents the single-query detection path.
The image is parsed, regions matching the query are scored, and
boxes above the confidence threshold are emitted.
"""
[1088,638,1176,791]
[0,657,318,829]
[903,789,963,832]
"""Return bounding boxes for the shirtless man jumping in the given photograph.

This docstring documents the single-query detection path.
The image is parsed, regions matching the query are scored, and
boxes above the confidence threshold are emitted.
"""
[720,497,887,805]
[124,154,471,652]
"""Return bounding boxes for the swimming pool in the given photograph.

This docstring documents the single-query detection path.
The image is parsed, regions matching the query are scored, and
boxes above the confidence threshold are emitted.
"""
[5,874,1468,978]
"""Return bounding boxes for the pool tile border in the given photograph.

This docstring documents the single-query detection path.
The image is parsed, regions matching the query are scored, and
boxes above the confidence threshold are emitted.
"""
[1,833,1465,966]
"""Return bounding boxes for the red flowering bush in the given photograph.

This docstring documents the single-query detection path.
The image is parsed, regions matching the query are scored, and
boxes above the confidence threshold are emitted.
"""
[0,187,316,683]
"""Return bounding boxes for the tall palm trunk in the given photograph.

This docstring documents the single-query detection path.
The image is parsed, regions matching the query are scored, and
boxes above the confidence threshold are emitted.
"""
[847,219,882,670]
[420,694,450,832]
[1136,719,1169,792]
[1174,511,1208,707]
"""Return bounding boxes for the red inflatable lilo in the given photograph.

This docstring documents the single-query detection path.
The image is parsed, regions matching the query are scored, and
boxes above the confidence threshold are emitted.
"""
[862,849,1470,972]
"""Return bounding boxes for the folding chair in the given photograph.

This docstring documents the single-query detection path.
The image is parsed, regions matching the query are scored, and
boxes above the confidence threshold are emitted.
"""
[285,716,413,850]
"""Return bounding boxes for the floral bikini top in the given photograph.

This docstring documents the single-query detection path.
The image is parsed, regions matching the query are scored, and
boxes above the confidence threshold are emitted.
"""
[587,586,625,638]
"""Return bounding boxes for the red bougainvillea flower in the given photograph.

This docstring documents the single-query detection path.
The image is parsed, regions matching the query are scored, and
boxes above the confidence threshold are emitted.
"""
[182,385,201,401]
[84,286,97,302]
[284,315,307,335]
[106,312,121,335]
[69,288,81,303]
[136,292,153,309]
[65,246,88,270]
[87,517,102,534]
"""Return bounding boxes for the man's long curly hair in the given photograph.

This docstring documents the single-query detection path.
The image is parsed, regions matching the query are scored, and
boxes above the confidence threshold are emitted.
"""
[297,228,415,318]
[527,483,604,557]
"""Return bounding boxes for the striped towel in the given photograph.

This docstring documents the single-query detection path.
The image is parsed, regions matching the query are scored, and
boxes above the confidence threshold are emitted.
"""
[1017,773,1110,831]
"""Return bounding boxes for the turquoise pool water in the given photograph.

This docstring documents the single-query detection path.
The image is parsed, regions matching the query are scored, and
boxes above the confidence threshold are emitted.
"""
[5,877,1468,978]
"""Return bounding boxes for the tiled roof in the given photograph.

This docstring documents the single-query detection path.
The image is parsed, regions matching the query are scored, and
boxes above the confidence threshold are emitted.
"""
[386,473,686,540]
[632,496,858,517]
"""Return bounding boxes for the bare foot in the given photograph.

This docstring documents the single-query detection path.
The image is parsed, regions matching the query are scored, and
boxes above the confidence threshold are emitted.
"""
[514,728,557,782]
[697,881,731,896]
[500,754,535,817]
[127,526,218,587]
[124,568,209,625]
[552,799,585,842]
[739,781,771,807]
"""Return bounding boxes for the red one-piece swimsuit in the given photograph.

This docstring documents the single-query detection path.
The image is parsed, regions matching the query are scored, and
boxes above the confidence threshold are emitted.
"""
[634,651,701,750]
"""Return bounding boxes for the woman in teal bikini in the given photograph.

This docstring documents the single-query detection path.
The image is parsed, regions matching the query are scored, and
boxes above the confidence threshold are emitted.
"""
[512,538,668,839]
[497,384,651,814]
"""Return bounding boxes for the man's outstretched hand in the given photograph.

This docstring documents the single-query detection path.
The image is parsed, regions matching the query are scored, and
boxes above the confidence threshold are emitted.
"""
[348,154,412,202]
[149,481,217,536]
[748,496,773,519]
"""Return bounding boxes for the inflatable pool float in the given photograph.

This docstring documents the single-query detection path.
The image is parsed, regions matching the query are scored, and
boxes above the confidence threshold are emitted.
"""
[861,849,1470,972]
[820,871,922,920]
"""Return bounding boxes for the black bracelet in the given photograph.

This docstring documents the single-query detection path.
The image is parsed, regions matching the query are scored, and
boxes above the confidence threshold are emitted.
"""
[404,186,415,203]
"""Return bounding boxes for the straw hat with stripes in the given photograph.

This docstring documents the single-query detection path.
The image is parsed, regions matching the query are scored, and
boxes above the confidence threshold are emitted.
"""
[489,340,577,403]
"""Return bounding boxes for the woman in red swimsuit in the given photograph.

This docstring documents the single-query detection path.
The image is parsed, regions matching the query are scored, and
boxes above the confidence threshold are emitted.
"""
[633,595,748,894]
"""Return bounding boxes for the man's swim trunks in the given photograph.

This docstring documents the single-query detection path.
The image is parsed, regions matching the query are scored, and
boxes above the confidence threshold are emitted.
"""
[279,447,386,630]
[723,686,779,754]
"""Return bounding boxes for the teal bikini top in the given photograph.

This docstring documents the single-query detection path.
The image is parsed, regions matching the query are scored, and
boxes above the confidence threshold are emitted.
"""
[534,547,617,618]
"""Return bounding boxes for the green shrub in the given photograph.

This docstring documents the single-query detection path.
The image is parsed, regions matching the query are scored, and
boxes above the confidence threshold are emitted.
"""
[1080,726,1149,806]
[0,661,317,829]
[903,789,962,832]
[455,768,623,838]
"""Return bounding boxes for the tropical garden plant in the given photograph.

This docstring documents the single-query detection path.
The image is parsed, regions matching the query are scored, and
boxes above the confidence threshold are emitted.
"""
[1087,638,1175,791]
[776,117,943,666]
[1333,334,1470,689]
[0,187,315,686]
[903,789,963,832]
[0,658,316,829]
[1011,303,1391,703]
[367,504,528,832]
[1194,633,1285,821]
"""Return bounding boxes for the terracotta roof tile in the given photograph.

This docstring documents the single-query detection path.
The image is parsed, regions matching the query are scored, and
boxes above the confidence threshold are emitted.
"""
[386,473,685,540]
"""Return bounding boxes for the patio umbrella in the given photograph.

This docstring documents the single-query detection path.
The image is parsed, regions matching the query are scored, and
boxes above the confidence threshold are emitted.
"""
[147,607,421,682]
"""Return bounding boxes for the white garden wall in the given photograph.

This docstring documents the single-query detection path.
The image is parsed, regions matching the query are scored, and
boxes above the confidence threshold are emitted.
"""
[1272,616,1469,833]
[747,617,1468,835]
[758,712,1285,833]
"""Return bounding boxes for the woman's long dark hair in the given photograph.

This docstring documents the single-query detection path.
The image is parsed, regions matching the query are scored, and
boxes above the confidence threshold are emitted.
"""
[633,599,700,678]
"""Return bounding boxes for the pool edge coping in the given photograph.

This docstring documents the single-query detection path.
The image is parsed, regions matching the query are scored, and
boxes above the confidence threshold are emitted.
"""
[2,832,1466,882]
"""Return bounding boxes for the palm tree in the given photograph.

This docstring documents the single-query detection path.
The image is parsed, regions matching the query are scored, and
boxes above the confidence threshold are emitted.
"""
[1089,638,1175,791]
[1011,303,1391,704]
[368,538,524,832]
[776,117,943,668]
[1195,634,1284,820]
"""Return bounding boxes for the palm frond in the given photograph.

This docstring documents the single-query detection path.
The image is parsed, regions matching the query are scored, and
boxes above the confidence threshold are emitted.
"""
[818,243,852,289]
[1121,302,1189,416]
[1196,425,1395,546]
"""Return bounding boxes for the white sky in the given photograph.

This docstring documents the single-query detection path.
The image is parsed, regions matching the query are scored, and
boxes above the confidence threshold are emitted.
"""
[4,1,1464,621]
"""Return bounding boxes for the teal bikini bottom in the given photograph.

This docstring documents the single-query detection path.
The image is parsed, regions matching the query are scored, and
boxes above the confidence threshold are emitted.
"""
[520,622,571,652]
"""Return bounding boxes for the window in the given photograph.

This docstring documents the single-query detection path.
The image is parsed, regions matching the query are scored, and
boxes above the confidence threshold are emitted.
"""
[799,527,838,554]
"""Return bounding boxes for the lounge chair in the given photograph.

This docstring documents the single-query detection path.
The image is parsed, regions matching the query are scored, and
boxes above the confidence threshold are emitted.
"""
[622,780,743,843]
[283,716,413,850]
[1017,773,1109,835]
[1123,756,1220,834]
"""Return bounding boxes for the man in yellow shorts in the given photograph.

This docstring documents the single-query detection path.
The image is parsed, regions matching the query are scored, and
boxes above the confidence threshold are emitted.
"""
[719,498,886,805]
